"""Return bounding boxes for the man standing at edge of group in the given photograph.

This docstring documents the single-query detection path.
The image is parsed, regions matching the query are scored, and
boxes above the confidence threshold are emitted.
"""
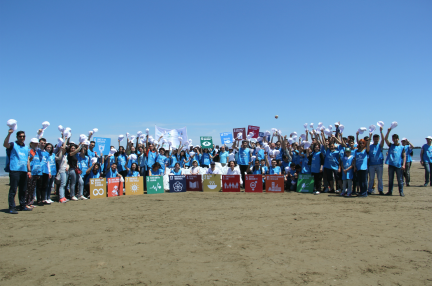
[368,127,385,195]
[384,128,406,197]
[401,138,414,186]
[4,129,30,214]
[420,136,432,187]
[233,139,250,188]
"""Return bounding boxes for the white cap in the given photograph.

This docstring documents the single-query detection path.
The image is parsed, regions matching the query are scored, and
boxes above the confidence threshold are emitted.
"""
[426,136,432,140]
[401,138,407,141]
[30,138,39,143]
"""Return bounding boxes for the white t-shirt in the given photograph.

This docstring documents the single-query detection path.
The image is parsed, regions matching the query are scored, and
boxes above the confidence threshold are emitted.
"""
[190,166,200,174]
[226,167,242,184]
[207,168,221,174]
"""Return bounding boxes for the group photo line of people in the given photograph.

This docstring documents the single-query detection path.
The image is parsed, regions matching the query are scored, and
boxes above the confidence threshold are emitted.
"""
[4,119,432,214]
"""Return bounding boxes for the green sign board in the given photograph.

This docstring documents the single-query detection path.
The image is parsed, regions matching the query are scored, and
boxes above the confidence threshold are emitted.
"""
[296,174,314,193]
[200,136,213,149]
[146,176,165,194]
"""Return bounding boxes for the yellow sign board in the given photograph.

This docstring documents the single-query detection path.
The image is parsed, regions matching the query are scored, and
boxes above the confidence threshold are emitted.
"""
[90,178,107,199]
[202,174,222,192]
[125,176,144,196]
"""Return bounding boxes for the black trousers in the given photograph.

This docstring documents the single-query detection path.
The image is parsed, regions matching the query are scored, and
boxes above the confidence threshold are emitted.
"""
[36,173,49,203]
[312,172,322,191]
[8,171,28,210]
[239,165,248,188]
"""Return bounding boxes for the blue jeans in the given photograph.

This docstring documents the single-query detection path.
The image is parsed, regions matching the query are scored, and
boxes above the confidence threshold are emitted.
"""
[368,165,383,193]
[44,176,55,200]
[8,171,28,209]
[388,165,403,194]
[58,172,68,200]
[424,162,432,185]
[68,169,84,198]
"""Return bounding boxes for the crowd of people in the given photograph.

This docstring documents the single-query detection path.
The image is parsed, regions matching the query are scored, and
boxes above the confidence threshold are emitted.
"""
[4,120,432,214]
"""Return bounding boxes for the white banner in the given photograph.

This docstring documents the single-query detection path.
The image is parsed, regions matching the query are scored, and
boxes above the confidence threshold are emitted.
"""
[155,126,188,148]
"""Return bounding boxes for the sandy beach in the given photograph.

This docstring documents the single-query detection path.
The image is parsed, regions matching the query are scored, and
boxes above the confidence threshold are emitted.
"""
[0,162,431,285]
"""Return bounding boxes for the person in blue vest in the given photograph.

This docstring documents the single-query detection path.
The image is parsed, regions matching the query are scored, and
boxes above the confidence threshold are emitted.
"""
[43,143,57,204]
[26,138,42,208]
[155,148,169,174]
[106,158,121,179]
[146,142,158,178]
[199,148,211,168]
[401,138,414,186]
[4,129,30,214]
[85,161,103,195]
[149,162,164,176]
[233,140,251,188]
[35,138,52,205]
[177,149,190,168]
[353,138,370,197]
[265,155,281,175]
[310,143,324,194]
[420,136,432,187]
[368,127,385,195]
[75,145,90,200]
[340,148,354,196]
[116,145,128,179]
[384,128,406,196]
[126,162,140,177]
[170,162,183,175]
[321,132,342,193]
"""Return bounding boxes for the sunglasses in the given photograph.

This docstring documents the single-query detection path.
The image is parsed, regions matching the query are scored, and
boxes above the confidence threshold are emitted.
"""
[18,135,26,138]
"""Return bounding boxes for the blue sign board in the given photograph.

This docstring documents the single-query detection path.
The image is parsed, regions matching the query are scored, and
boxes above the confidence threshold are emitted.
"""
[93,137,111,156]
[169,175,187,193]
[220,132,233,145]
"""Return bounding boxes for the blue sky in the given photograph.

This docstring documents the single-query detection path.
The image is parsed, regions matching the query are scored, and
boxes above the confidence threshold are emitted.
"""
[1,0,431,155]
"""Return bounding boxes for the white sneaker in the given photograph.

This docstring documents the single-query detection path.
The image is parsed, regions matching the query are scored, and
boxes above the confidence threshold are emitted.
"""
[78,196,88,200]
[314,191,320,195]
[70,196,78,201]
[48,199,54,203]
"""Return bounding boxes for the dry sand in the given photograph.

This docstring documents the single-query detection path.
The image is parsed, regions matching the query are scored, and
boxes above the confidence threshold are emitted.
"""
[0,162,431,285]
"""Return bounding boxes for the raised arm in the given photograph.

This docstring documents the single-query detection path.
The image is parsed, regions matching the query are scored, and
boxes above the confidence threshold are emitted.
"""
[3,129,13,149]
[366,133,372,152]
[384,128,392,147]
[69,144,82,156]
[379,127,385,148]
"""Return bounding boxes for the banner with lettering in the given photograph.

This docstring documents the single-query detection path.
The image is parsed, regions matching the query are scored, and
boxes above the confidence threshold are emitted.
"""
[220,132,233,145]
[107,177,123,197]
[125,177,144,195]
[93,137,111,156]
[296,174,314,193]
[202,174,222,192]
[265,175,285,193]
[247,126,260,139]
[90,178,107,199]
[169,175,187,193]
[222,175,241,192]
[233,128,246,141]
[186,175,202,191]
[146,176,164,194]
[245,174,263,193]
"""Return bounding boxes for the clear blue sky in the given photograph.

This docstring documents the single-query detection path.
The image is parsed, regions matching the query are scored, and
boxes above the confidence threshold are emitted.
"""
[1,0,431,155]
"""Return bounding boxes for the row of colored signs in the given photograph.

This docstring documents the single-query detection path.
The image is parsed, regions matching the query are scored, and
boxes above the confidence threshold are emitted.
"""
[219,126,272,145]
[89,174,315,199]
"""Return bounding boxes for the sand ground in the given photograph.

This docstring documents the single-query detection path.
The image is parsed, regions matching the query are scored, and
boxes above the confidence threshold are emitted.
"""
[0,162,431,285]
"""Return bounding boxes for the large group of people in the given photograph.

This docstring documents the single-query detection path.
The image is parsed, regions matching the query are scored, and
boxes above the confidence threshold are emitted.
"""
[4,120,432,214]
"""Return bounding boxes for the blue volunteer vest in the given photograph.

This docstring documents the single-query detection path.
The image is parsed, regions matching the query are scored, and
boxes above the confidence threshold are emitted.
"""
[355,149,368,170]
[30,149,43,176]
[368,144,383,165]
[9,142,29,172]
[237,148,250,165]
[342,156,354,180]
[311,152,322,173]
[385,144,404,168]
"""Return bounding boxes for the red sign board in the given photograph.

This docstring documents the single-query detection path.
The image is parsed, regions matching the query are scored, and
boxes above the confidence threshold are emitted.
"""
[233,128,246,140]
[265,175,285,193]
[107,177,123,197]
[222,175,241,192]
[245,174,263,193]
[247,125,260,139]
[186,175,202,191]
